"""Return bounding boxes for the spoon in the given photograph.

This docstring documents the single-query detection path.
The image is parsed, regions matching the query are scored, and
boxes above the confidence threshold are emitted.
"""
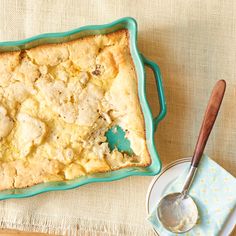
[157,80,226,233]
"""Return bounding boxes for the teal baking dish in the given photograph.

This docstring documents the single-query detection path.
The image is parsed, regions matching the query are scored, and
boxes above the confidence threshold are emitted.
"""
[0,17,166,200]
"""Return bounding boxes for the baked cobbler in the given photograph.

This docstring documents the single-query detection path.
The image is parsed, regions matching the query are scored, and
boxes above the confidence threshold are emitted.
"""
[0,30,151,190]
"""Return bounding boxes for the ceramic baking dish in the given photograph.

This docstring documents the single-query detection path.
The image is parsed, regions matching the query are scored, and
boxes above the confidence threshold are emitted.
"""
[0,17,166,200]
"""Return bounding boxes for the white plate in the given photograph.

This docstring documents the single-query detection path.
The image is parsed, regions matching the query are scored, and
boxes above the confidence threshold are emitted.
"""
[146,158,236,236]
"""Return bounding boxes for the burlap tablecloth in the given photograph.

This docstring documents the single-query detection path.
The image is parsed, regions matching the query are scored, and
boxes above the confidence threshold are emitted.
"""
[0,0,235,235]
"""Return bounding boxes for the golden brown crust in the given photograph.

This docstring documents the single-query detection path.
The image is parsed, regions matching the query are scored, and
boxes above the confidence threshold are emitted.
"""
[0,29,151,191]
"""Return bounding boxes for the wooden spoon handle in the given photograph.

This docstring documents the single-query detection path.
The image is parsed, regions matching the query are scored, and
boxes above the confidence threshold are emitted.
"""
[191,80,226,167]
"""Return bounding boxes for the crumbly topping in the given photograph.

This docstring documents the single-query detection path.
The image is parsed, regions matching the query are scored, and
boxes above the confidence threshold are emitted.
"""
[0,30,150,190]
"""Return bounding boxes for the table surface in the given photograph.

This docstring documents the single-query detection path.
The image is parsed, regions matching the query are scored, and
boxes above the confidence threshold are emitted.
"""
[1,228,236,235]
[0,229,46,235]
[0,0,236,235]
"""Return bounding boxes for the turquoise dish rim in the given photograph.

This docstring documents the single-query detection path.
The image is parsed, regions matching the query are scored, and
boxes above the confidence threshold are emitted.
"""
[0,17,166,200]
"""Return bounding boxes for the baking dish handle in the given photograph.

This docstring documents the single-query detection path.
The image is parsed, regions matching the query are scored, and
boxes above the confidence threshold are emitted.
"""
[142,55,167,132]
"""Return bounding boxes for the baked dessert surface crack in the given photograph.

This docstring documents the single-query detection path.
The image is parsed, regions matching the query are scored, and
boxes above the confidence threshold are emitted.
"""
[0,30,151,190]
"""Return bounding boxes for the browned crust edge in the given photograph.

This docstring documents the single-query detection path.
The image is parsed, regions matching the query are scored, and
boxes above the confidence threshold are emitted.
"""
[0,29,152,191]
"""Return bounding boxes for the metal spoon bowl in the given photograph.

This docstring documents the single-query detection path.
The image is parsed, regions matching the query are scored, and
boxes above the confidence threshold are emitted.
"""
[157,80,226,233]
[157,193,198,233]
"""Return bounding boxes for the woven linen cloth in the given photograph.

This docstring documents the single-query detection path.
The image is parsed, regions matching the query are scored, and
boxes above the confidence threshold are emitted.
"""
[0,0,236,235]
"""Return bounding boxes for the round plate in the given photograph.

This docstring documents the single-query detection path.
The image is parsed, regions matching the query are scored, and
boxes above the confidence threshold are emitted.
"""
[146,158,236,236]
